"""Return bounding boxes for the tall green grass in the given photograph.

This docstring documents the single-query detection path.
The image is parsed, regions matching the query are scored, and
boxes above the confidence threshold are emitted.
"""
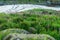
[0,13,59,40]
[0,9,60,40]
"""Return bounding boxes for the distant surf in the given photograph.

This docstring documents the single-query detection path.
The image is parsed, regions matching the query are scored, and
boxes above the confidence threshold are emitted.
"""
[0,4,60,13]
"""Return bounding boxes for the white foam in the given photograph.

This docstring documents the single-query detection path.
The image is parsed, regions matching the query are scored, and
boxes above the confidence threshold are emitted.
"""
[0,4,60,13]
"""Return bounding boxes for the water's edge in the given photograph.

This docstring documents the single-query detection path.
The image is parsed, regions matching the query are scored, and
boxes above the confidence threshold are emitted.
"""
[0,4,60,13]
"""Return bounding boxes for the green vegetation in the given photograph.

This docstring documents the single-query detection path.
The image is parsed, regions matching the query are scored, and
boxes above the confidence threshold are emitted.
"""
[0,9,60,40]
[1,0,60,5]
[21,9,59,15]
[0,0,46,4]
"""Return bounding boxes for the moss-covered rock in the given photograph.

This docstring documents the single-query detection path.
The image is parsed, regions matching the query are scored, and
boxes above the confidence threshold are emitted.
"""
[0,29,30,40]
[3,34,55,40]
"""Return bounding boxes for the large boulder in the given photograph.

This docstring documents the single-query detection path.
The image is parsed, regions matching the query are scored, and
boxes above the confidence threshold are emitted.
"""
[0,29,30,40]
[1,29,30,34]
[3,33,56,40]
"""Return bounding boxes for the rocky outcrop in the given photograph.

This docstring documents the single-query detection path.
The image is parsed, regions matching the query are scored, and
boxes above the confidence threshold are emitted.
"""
[0,29,30,40]
[0,29,56,40]
[3,34,56,40]
[1,29,30,34]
